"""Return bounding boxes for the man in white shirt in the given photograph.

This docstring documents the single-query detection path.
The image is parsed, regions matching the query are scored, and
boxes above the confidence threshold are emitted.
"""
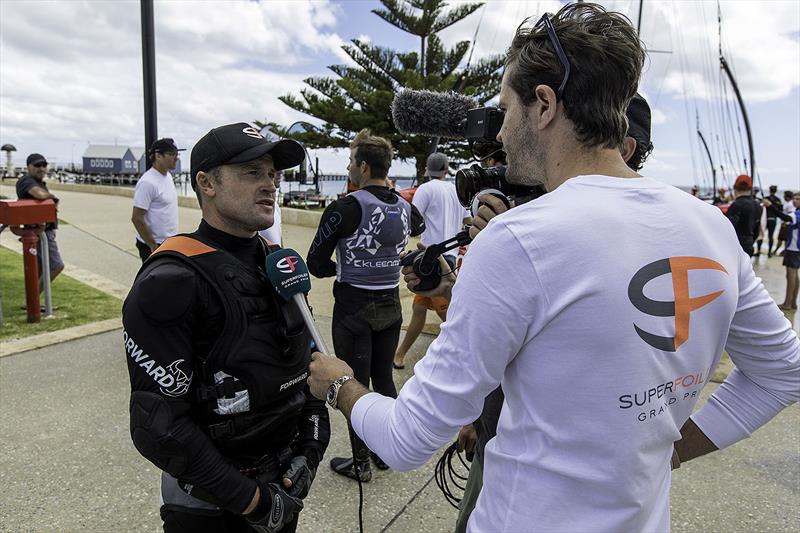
[132,138,182,261]
[779,192,800,310]
[394,152,469,369]
[308,4,799,532]
[258,171,283,245]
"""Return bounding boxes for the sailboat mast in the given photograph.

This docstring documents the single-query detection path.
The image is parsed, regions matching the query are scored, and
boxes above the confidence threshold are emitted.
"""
[719,56,755,184]
[697,129,717,200]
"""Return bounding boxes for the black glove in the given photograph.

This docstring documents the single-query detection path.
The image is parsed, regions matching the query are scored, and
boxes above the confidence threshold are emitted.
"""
[282,455,315,499]
[246,481,304,533]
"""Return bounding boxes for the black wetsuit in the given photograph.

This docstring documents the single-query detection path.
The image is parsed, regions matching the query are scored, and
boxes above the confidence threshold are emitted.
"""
[307,186,424,464]
[727,195,763,256]
[123,220,330,533]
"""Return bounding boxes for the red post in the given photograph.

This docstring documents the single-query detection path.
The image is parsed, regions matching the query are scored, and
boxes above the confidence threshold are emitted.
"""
[20,230,42,323]
[0,199,57,324]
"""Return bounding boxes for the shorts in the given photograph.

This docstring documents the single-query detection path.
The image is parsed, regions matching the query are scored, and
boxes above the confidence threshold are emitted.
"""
[38,229,64,273]
[413,294,450,313]
[783,250,800,269]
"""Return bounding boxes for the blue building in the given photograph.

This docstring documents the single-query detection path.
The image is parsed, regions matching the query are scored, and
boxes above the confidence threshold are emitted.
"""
[82,145,138,174]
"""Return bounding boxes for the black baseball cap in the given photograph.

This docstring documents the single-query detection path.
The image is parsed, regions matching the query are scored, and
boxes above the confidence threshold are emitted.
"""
[26,153,47,166]
[190,123,305,189]
[626,93,652,148]
[149,138,184,155]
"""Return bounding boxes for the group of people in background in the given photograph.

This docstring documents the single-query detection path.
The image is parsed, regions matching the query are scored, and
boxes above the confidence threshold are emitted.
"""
[724,175,799,310]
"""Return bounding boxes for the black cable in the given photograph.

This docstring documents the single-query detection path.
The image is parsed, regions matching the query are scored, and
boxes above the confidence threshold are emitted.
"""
[434,441,471,509]
[355,468,364,533]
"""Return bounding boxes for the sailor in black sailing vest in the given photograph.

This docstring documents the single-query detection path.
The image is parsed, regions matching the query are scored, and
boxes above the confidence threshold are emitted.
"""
[307,129,425,481]
[123,123,330,533]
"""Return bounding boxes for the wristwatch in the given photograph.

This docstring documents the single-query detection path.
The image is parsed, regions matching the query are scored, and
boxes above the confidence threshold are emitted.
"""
[326,375,355,410]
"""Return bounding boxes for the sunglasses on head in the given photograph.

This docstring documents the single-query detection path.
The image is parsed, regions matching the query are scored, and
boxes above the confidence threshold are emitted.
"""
[536,13,571,100]
[33,162,48,168]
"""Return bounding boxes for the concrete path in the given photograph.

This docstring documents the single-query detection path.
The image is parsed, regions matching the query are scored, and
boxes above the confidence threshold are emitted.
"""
[1,184,798,532]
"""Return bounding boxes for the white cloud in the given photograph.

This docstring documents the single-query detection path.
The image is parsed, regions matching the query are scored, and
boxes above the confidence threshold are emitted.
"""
[0,0,346,161]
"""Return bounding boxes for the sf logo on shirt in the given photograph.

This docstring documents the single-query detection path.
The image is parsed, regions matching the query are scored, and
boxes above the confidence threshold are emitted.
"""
[628,256,727,352]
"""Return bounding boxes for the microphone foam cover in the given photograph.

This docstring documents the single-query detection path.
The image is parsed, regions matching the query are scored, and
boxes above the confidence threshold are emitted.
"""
[264,248,312,300]
[391,89,476,138]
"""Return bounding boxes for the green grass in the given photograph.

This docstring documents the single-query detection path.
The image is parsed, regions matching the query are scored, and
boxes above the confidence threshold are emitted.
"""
[0,247,121,341]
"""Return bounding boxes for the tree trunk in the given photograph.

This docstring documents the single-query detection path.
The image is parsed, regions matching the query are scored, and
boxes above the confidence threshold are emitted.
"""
[415,155,427,184]
[420,34,426,77]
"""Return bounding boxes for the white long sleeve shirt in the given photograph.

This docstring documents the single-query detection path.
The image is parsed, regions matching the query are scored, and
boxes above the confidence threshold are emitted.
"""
[351,175,799,533]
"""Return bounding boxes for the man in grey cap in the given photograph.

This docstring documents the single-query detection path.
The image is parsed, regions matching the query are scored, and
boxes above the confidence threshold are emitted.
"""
[123,123,330,533]
[393,151,469,369]
[16,153,64,288]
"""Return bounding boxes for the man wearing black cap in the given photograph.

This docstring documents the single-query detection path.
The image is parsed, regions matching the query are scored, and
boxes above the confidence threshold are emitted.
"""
[131,138,183,262]
[123,123,330,532]
[16,153,64,286]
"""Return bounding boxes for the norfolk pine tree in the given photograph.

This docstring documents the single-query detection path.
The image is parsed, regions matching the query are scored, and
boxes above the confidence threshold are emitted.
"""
[261,0,504,180]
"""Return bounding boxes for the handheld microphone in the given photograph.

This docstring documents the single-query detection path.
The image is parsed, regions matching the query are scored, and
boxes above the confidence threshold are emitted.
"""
[391,89,477,138]
[264,248,330,355]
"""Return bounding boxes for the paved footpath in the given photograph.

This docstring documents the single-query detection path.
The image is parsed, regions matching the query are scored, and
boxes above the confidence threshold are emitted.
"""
[1,185,798,532]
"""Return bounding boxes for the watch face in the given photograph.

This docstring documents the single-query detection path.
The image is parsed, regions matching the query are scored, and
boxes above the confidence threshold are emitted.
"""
[326,383,337,406]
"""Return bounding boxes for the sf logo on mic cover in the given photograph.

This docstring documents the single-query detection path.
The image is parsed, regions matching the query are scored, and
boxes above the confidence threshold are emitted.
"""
[628,256,727,352]
[277,256,300,274]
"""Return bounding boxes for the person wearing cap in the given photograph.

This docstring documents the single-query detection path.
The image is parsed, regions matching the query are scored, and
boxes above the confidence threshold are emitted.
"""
[306,128,425,481]
[726,174,763,257]
[16,153,64,287]
[131,138,183,262]
[307,6,799,532]
[122,123,330,532]
[393,152,469,370]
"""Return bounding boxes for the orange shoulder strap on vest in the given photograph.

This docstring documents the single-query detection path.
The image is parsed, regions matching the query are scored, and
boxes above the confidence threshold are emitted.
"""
[153,235,217,257]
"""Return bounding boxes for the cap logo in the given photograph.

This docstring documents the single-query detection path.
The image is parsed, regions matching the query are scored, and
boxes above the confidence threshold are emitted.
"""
[242,127,263,139]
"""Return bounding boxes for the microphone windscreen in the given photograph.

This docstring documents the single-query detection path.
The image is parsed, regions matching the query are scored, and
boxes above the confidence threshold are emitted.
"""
[391,89,476,138]
[264,248,312,300]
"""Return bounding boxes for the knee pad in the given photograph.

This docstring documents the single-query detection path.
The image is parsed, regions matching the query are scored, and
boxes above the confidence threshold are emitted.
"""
[130,391,190,476]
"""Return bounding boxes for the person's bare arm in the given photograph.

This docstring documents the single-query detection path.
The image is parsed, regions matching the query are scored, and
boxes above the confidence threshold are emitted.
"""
[307,352,369,420]
[131,207,157,250]
[26,185,58,202]
[672,418,718,468]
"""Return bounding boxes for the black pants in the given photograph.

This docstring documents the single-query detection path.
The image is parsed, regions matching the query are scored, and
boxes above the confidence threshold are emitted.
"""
[332,282,402,460]
[161,507,298,533]
[766,218,777,252]
[136,239,154,262]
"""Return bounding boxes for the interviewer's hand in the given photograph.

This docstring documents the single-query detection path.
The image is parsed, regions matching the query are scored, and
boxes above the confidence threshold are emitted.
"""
[401,243,456,300]
[307,351,354,401]
[457,424,477,455]
[468,193,509,240]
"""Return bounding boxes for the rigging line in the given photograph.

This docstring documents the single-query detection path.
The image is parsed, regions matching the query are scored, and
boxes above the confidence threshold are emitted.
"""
[715,75,732,173]
[650,3,674,109]
[672,2,701,187]
[698,1,721,140]
[464,4,486,71]
[718,79,739,172]
[718,82,738,176]
[722,80,746,172]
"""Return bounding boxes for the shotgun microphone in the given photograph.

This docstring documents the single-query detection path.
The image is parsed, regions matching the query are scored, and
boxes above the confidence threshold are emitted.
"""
[264,248,330,355]
[391,89,477,138]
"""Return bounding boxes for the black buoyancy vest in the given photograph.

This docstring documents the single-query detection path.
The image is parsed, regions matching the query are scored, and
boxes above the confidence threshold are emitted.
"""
[146,234,311,442]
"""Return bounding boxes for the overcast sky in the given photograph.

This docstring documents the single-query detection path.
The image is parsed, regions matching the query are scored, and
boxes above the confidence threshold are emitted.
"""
[1,0,798,191]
